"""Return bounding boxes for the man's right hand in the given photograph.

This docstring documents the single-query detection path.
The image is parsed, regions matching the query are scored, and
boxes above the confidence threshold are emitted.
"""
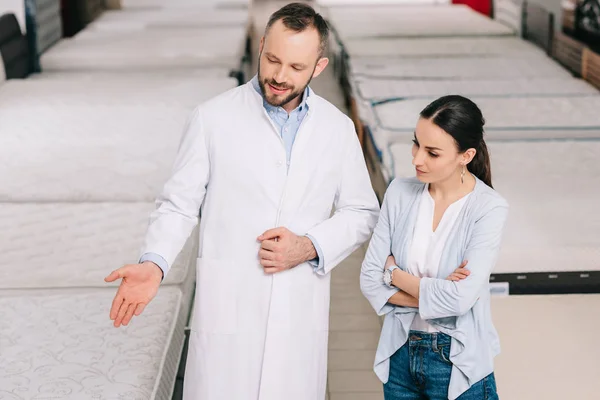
[104,261,163,328]
[445,260,470,282]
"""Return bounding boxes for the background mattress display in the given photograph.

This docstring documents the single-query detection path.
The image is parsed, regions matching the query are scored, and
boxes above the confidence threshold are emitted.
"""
[327,4,515,41]
[372,96,600,134]
[86,7,249,30]
[0,105,192,202]
[40,27,248,71]
[341,36,542,58]
[348,56,573,79]
[0,202,198,291]
[0,286,188,400]
[0,76,237,108]
[354,77,599,103]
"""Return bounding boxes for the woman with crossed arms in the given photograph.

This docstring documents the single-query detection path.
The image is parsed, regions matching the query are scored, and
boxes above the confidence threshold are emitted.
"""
[361,95,509,400]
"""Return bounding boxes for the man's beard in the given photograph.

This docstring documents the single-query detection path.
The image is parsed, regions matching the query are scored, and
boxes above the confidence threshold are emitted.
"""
[257,59,314,108]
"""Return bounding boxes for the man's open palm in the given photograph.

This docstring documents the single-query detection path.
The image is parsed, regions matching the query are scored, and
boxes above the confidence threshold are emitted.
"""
[104,262,163,327]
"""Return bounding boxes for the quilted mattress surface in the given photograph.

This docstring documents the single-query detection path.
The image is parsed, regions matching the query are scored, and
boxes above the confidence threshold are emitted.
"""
[0,105,190,201]
[343,36,543,58]
[373,96,600,133]
[348,56,572,79]
[328,4,515,40]
[89,8,249,28]
[388,140,600,274]
[355,77,599,103]
[0,202,197,289]
[0,77,237,108]
[0,286,187,400]
[27,67,235,80]
[40,27,247,70]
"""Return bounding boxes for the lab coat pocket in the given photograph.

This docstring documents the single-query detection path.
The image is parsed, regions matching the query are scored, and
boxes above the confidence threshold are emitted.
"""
[191,258,237,334]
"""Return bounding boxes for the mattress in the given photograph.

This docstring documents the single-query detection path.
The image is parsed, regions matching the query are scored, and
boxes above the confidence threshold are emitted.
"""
[328,4,515,41]
[492,294,600,399]
[118,0,249,9]
[373,96,600,134]
[0,78,236,202]
[341,36,543,58]
[388,139,600,274]
[0,286,188,400]
[27,66,236,81]
[87,8,249,30]
[0,202,198,290]
[348,55,572,79]
[354,77,599,104]
[0,76,237,108]
[40,27,248,71]
[0,105,190,202]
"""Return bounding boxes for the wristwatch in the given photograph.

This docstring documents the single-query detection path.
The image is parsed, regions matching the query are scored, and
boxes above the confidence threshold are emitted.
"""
[383,265,400,287]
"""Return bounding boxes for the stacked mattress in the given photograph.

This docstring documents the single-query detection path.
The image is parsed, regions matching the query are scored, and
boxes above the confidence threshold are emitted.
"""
[0,2,247,399]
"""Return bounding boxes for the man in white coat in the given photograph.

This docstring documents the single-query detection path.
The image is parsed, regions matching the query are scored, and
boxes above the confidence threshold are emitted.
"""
[105,3,379,399]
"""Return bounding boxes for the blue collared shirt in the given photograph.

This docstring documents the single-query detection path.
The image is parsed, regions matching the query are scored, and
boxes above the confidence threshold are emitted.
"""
[141,75,324,277]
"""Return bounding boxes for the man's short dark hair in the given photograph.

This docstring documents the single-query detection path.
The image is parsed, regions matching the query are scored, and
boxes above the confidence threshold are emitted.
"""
[265,3,329,57]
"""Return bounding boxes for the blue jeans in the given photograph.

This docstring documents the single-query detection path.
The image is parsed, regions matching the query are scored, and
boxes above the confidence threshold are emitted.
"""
[384,331,499,400]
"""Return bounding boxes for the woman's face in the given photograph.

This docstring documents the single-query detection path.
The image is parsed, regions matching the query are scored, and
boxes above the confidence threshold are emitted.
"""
[411,117,472,184]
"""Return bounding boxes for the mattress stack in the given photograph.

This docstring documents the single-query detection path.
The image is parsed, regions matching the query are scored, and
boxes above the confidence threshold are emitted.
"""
[321,2,600,398]
[0,2,245,399]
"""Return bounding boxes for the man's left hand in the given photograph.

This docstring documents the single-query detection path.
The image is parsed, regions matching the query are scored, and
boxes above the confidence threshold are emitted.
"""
[257,227,317,274]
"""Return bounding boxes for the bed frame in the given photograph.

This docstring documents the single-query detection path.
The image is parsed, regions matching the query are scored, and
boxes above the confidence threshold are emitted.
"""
[0,13,30,79]
[522,0,555,55]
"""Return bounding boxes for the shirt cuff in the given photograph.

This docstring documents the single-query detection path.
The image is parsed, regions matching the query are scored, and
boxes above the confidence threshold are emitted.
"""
[305,234,325,274]
[139,252,168,281]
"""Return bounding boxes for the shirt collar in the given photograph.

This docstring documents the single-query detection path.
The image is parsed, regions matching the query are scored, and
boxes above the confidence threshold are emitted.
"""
[251,74,310,117]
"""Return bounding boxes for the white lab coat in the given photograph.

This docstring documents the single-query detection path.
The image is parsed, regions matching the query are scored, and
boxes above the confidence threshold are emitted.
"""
[141,81,379,400]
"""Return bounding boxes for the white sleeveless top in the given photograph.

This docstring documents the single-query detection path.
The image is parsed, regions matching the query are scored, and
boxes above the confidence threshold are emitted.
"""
[408,184,472,333]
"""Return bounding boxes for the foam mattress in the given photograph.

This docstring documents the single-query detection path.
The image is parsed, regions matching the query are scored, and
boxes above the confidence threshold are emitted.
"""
[0,286,187,400]
[354,77,599,103]
[88,8,249,29]
[0,105,189,201]
[388,139,600,274]
[342,36,543,58]
[328,4,515,41]
[40,27,247,71]
[0,203,197,290]
[348,56,572,79]
[0,76,237,108]
[27,67,235,81]
[373,96,600,135]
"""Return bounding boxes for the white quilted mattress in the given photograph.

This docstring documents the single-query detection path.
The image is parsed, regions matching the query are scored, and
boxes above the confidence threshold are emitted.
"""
[27,67,235,81]
[0,286,187,400]
[373,96,600,134]
[0,104,192,201]
[328,4,515,41]
[342,36,542,58]
[354,77,599,103]
[0,77,237,108]
[120,0,249,8]
[348,56,572,79]
[388,139,600,274]
[0,202,197,291]
[87,8,249,30]
[40,27,247,71]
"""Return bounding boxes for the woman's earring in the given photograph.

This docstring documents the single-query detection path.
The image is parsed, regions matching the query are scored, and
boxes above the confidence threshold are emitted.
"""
[461,165,465,184]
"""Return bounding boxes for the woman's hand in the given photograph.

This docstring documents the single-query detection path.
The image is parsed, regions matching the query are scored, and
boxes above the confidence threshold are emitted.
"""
[446,260,470,281]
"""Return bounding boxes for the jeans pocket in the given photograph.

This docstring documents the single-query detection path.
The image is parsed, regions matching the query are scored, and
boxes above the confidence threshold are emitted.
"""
[437,344,453,365]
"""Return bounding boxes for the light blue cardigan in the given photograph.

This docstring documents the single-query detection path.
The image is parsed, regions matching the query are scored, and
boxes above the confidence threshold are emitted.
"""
[360,176,509,400]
